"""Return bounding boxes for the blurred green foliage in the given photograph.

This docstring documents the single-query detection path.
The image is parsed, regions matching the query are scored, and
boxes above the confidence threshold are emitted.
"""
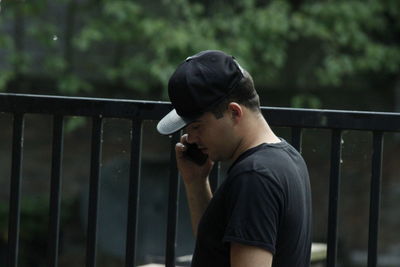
[0,0,399,103]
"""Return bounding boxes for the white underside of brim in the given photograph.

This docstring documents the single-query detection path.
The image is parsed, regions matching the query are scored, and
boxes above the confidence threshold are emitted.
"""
[157,109,193,135]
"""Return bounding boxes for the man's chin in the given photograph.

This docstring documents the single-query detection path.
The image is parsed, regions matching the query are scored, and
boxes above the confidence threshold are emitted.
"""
[209,154,223,162]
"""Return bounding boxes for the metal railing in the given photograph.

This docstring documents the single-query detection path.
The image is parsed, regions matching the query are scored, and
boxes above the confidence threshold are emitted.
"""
[1,93,400,267]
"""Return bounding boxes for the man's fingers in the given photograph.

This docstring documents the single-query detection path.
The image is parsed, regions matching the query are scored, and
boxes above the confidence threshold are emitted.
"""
[175,142,188,160]
[180,134,189,144]
[176,142,186,152]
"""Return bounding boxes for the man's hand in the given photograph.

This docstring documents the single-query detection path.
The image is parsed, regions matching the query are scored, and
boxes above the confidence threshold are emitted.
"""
[176,134,214,235]
[175,134,213,185]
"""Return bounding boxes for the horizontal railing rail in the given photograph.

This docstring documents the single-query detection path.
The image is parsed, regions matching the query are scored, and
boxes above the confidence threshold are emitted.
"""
[1,93,400,131]
[0,93,399,267]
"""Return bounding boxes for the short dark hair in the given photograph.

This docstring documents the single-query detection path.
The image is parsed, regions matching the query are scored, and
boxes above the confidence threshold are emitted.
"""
[208,69,261,119]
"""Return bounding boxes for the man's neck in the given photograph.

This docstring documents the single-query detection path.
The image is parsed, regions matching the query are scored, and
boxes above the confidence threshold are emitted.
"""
[230,114,280,163]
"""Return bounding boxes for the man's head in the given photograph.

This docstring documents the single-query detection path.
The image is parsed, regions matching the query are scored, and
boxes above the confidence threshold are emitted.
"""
[157,50,260,135]
[207,69,260,119]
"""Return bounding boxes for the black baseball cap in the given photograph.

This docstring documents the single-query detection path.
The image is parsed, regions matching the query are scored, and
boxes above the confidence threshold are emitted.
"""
[157,50,244,135]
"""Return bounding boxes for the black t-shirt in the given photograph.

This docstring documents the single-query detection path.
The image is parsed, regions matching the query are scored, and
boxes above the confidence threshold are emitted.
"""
[191,140,312,267]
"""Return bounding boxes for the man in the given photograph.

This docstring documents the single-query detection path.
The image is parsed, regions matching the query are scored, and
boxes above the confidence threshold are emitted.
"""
[157,50,312,267]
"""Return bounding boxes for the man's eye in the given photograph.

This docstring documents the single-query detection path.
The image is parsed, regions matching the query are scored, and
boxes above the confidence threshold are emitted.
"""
[191,124,200,130]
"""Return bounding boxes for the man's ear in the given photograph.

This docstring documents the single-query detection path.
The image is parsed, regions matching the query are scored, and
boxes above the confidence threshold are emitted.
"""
[227,102,243,122]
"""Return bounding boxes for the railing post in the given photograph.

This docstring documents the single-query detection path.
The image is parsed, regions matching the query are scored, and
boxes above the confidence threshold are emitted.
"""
[326,129,343,267]
[165,133,181,267]
[86,116,103,267]
[48,115,65,267]
[125,119,143,267]
[291,127,303,153]
[367,131,384,267]
[7,113,25,267]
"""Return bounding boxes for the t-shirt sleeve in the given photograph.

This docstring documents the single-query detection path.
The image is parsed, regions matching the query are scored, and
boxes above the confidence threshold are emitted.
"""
[222,171,284,254]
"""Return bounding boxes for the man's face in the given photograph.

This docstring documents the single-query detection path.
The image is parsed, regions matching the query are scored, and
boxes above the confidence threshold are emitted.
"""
[185,111,238,162]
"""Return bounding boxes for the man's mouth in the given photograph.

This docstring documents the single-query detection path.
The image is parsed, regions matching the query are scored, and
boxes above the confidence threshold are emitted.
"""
[199,147,207,153]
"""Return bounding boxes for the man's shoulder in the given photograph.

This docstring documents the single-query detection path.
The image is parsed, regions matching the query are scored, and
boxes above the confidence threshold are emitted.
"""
[229,141,293,173]
[227,140,307,185]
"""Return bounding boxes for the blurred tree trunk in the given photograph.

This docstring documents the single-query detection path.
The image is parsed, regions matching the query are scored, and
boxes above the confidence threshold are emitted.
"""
[395,75,400,112]
[64,0,77,73]
[394,75,400,141]
[13,2,24,75]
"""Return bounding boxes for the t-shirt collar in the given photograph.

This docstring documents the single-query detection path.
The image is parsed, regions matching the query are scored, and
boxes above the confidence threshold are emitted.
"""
[227,138,287,174]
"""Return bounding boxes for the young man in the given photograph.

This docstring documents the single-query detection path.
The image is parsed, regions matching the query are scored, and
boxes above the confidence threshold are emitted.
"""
[157,50,312,267]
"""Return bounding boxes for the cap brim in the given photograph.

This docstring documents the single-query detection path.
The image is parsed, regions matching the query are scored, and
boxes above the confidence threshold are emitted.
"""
[157,109,194,135]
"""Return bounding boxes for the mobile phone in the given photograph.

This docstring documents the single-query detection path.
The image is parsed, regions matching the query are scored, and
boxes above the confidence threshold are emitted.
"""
[185,143,208,165]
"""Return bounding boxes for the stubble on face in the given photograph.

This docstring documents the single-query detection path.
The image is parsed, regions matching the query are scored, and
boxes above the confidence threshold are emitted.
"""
[200,112,241,163]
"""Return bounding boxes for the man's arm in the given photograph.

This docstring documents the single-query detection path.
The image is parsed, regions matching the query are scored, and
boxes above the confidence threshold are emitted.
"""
[175,134,214,236]
[182,177,212,236]
[231,242,273,267]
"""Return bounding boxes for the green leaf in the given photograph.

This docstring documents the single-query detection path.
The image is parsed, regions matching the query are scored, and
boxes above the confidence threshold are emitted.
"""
[0,71,15,91]
[58,75,93,95]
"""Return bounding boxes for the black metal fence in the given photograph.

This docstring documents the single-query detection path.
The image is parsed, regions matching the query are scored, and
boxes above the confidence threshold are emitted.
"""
[1,93,400,267]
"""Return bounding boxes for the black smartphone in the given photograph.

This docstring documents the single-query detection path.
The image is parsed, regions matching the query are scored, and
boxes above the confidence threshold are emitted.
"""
[185,143,208,165]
